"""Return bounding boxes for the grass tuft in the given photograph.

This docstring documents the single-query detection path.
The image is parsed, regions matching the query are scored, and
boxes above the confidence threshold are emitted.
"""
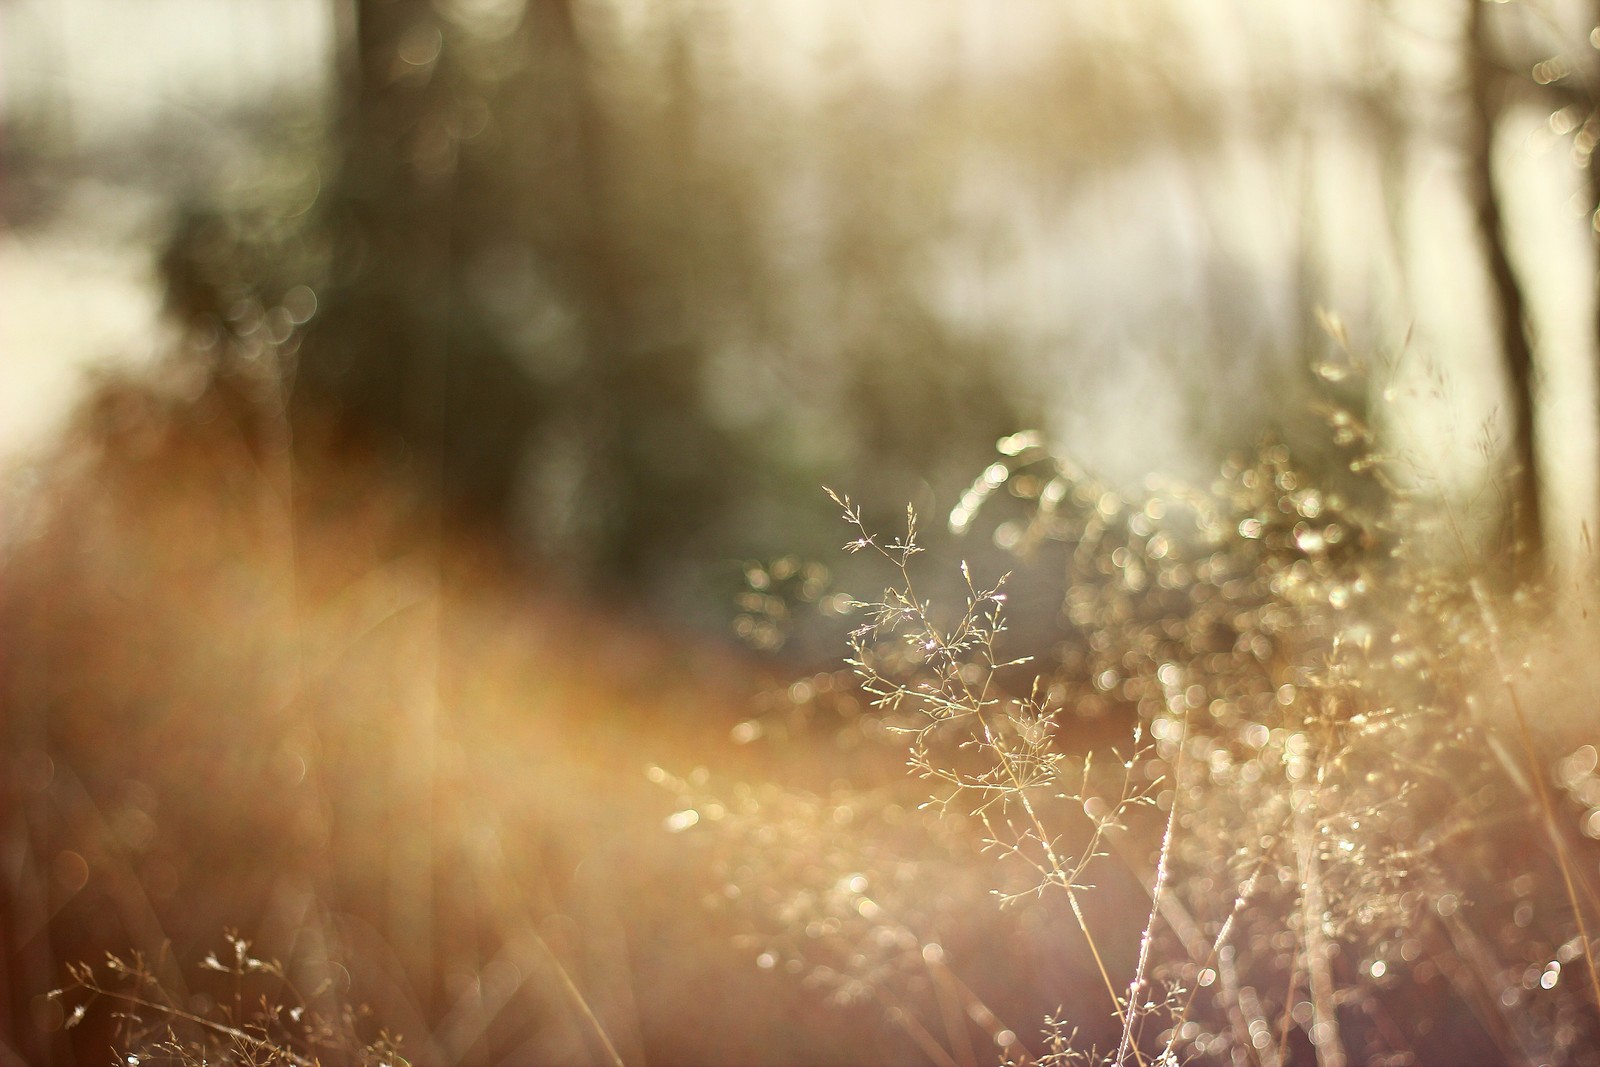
[678,380,1600,1065]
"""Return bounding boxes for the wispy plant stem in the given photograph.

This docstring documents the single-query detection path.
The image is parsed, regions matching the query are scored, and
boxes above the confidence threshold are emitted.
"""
[1116,688,1186,1066]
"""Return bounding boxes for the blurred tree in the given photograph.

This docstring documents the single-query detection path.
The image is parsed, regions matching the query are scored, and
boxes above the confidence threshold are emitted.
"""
[273,0,1029,617]
[1450,0,1600,583]
[1465,0,1544,580]
[303,0,538,513]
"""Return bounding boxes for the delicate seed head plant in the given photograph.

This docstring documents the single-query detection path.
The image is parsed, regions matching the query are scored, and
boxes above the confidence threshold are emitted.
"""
[48,933,406,1067]
[677,370,1600,1066]
[936,407,1600,1064]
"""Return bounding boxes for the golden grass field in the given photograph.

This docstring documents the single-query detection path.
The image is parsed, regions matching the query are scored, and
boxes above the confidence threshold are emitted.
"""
[2,357,957,1065]
[10,352,1600,1066]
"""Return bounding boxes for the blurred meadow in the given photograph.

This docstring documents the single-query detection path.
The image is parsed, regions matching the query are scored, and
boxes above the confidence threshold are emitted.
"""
[9,2,1600,1064]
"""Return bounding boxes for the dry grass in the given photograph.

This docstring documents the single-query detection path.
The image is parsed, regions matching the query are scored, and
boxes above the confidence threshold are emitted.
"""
[666,403,1600,1065]
[8,341,1600,1066]
[0,347,908,1065]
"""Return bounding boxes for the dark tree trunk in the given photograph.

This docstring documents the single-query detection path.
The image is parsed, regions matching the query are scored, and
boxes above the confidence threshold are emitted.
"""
[1465,0,1544,582]
[1591,3,1600,577]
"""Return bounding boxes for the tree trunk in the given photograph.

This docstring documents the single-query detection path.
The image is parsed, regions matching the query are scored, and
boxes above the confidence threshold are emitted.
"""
[1465,0,1544,583]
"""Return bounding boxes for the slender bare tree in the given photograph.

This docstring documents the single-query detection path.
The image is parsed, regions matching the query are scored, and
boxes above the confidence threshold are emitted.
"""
[1464,0,1544,582]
